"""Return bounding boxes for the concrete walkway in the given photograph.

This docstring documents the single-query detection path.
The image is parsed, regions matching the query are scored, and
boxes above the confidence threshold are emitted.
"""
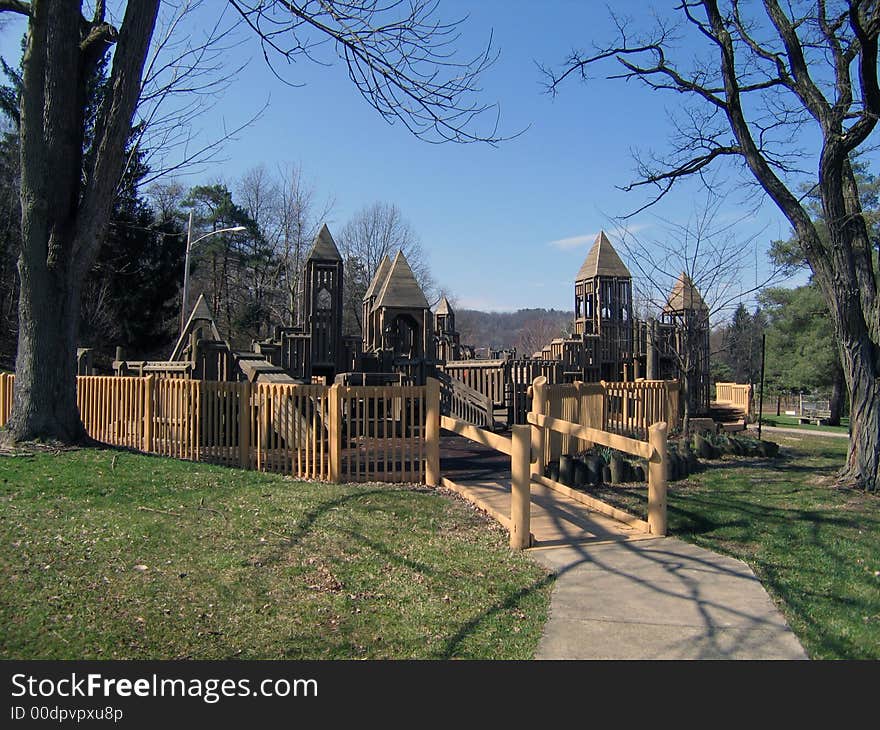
[440,432,808,660]
[530,537,808,660]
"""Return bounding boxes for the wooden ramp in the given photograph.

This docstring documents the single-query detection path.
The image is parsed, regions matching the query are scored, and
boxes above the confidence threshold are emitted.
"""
[440,433,652,547]
[441,477,651,548]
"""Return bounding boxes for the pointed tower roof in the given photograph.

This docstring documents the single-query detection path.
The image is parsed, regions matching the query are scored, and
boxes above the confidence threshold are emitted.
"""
[307,223,342,261]
[363,254,392,302]
[576,231,631,281]
[374,251,429,310]
[170,294,221,360]
[664,272,708,312]
[435,296,454,315]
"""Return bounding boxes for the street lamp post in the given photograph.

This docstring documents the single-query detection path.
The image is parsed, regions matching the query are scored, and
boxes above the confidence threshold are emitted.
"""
[180,210,246,333]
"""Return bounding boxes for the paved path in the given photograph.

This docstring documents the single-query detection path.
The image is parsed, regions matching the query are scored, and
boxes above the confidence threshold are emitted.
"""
[530,537,808,659]
[440,432,808,660]
[749,424,849,439]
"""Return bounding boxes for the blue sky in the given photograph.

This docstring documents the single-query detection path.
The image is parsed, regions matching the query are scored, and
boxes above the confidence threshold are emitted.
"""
[2,1,865,314]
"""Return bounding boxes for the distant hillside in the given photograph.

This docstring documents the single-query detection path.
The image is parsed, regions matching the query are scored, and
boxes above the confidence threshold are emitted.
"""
[455,308,573,354]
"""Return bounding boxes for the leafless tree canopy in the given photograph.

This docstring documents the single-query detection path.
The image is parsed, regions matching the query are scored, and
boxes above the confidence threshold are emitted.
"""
[337,200,435,335]
[228,0,503,143]
[543,0,880,489]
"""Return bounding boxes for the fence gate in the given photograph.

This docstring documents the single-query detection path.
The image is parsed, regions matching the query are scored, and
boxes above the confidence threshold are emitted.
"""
[332,384,428,483]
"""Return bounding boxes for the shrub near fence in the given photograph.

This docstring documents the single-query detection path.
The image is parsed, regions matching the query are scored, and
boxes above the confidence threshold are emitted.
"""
[0,374,427,483]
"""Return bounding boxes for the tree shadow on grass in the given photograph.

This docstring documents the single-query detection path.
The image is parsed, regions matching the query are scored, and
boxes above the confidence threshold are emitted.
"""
[434,572,555,659]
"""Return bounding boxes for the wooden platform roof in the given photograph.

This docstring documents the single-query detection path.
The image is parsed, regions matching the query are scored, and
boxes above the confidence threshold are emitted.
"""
[435,295,453,315]
[576,231,631,281]
[373,251,429,310]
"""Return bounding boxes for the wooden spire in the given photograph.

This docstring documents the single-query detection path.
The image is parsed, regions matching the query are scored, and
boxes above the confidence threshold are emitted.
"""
[363,255,392,303]
[435,295,453,315]
[576,230,631,281]
[374,251,429,309]
[307,223,342,261]
[664,272,708,312]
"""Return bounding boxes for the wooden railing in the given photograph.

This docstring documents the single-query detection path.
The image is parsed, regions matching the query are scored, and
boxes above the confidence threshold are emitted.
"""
[540,379,679,463]
[438,360,507,407]
[437,414,532,549]
[436,371,494,429]
[715,382,752,416]
[530,377,669,536]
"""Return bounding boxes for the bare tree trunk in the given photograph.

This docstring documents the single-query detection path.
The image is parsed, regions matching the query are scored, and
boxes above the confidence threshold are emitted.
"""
[3,1,159,445]
[8,241,84,442]
[836,326,879,490]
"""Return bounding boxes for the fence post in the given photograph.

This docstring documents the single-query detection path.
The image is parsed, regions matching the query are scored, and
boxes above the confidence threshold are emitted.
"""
[0,372,7,427]
[239,380,251,468]
[648,421,668,536]
[328,383,341,482]
[530,376,547,478]
[425,377,440,487]
[510,424,532,550]
[142,375,154,452]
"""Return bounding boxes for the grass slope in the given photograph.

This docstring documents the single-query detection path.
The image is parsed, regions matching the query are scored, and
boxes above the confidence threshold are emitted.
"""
[0,449,552,660]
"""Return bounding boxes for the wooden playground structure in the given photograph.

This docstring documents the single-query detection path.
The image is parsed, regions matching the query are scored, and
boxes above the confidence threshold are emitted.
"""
[8,227,735,546]
[107,228,709,434]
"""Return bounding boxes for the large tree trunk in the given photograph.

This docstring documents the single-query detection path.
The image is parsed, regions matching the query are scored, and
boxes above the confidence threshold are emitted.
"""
[7,246,84,441]
[2,1,159,445]
[835,326,879,490]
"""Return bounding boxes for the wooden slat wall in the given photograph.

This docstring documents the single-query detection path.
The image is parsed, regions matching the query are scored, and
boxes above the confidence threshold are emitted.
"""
[337,385,426,483]
[78,375,146,449]
[714,382,751,416]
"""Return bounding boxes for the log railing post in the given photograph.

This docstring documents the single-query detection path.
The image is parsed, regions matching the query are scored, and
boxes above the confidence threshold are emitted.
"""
[328,383,342,482]
[510,424,532,549]
[530,376,547,478]
[239,380,251,468]
[143,375,154,453]
[425,377,440,487]
[648,421,668,536]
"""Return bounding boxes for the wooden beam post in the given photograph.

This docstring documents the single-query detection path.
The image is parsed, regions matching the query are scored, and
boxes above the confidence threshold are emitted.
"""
[425,377,440,486]
[328,383,341,482]
[0,372,7,427]
[239,380,251,468]
[510,424,532,549]
[530,376,547,478]
[648,421,668,536]
[142,375,154,453]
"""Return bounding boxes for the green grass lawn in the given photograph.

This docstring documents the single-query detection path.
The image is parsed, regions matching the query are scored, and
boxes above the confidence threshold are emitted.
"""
[758,414,850,434]
[589,434,878,659]
[0,448,552,660]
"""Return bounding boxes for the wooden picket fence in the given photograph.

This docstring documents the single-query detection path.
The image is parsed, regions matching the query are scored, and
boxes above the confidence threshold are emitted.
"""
[0,373,428,483]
